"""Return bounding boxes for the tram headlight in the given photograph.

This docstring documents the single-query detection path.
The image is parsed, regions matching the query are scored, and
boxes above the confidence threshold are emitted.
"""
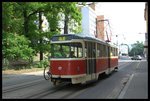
[58,66,62,70]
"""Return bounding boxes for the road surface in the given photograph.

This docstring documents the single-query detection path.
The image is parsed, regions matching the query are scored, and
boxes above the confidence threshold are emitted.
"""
[2,59,148,99]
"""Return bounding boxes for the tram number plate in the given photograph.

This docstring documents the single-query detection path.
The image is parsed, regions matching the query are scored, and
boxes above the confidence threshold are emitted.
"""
[59,36,65,41]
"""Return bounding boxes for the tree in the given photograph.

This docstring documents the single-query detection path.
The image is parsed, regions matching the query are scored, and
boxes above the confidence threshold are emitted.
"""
[2,32,34,60]
[2,2,34,67]
[15,2,50,61]
[2,2,83,63]
[129,41,144,56]
[59,2,82,34]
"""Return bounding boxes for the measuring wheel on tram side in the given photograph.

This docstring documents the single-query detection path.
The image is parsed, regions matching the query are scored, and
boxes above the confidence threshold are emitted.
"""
[43,65,51,80]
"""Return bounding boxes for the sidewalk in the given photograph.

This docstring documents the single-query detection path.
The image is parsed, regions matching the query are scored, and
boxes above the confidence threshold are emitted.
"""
[118,60,148,99]
[21,70,43,76]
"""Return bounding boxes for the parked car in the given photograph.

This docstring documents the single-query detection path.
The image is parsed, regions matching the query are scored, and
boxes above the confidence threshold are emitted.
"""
[131,55,142,60]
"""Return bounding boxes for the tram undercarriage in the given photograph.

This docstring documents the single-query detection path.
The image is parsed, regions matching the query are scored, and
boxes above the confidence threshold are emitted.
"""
[44,66,118,86]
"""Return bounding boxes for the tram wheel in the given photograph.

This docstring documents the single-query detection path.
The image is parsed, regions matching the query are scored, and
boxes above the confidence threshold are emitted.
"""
[114,67,118,72]
[43,65,51,80]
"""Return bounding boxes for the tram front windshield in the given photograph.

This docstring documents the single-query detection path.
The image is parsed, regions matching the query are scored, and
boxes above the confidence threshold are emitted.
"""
[51,42,83,58]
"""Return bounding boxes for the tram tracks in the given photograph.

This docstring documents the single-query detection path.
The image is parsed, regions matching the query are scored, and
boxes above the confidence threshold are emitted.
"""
[26,83,89,99]
[26,83,69,99]
[3,77,84,99]
[3,79,45,94]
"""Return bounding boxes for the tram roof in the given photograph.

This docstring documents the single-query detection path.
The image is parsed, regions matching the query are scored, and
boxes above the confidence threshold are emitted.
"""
[51,34,109,44]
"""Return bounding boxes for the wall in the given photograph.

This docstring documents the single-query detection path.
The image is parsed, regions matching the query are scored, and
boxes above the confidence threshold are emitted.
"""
[81,6,97,37]
[97,15,104,40]
[144,2,148,60]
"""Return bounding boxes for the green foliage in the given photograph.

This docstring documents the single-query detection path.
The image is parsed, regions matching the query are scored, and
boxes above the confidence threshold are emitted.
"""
[3,59,9,70]
[69,24,83,34]
[2,2,34,62]
[2,2,83,66]
[36,59,50,68]
[2,32,34,60]
[14,66,26,70]
[59,2,82,33]
[129,41,144,56]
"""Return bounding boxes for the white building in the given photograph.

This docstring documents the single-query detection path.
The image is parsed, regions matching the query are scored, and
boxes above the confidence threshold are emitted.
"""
[119,44,128,56]
[41,15,49,32]
[81,6,97,37]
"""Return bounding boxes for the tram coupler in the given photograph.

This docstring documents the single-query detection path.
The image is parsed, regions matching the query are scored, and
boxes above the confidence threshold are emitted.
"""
[53,80,61,86]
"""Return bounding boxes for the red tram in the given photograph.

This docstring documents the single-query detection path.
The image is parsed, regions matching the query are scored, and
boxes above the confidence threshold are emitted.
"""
[47,34,118,85]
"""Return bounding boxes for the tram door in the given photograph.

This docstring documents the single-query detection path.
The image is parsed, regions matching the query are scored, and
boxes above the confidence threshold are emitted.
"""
[107,46,111,73]
[85,42,96,79]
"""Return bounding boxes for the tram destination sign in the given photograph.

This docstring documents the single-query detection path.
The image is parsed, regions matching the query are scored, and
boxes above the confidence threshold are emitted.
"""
[51,35,79,41]
[59,36,66,41]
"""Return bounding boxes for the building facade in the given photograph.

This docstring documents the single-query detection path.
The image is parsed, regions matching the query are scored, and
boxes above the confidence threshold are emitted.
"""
[81,6,97,37]
[97,15,104,40]
[119,44,129,56]
[80,3,105,40]
[144,2,148,60]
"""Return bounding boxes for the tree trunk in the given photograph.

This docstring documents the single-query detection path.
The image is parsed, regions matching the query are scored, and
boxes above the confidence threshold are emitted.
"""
[64,14,69,34]
[39,12,43,61]
[24,10,28,37]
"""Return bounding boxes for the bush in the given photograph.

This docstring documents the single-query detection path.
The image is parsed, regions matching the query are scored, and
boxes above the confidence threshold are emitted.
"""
[14,66,26,70]
[2,32,34,61]
[3,58,9,70]
[36,59,50,68]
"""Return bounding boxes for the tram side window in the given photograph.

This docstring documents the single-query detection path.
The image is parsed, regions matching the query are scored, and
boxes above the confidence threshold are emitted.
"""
[112,47,115,56]
[114,48,117,56]
[115,48,117,56]
[97,43,102,57]
[102,45,104,57]
[97,44,100,57]
[92,42,96,58]
[110,47,113,56]
[78,47,83,58]
[85,48,87,58]
[106,46,108,57]
[71,43,83,58]
[100,44,103,57]
[103,45,106,57]
[116,48,118,56]
[71,46,77,57]
[85,42,87,58]
[114,48,116,56]
[62,45,70,57]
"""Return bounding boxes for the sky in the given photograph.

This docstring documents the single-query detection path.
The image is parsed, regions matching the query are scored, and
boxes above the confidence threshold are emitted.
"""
[95,2,146,45]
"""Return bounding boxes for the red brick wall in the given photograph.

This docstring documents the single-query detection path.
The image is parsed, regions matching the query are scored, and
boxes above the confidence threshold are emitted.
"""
[97,15,104,40]
[88,3,95,11]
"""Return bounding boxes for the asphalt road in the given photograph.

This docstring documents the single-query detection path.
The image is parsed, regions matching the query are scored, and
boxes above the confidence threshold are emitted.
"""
[2,59,148,99]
